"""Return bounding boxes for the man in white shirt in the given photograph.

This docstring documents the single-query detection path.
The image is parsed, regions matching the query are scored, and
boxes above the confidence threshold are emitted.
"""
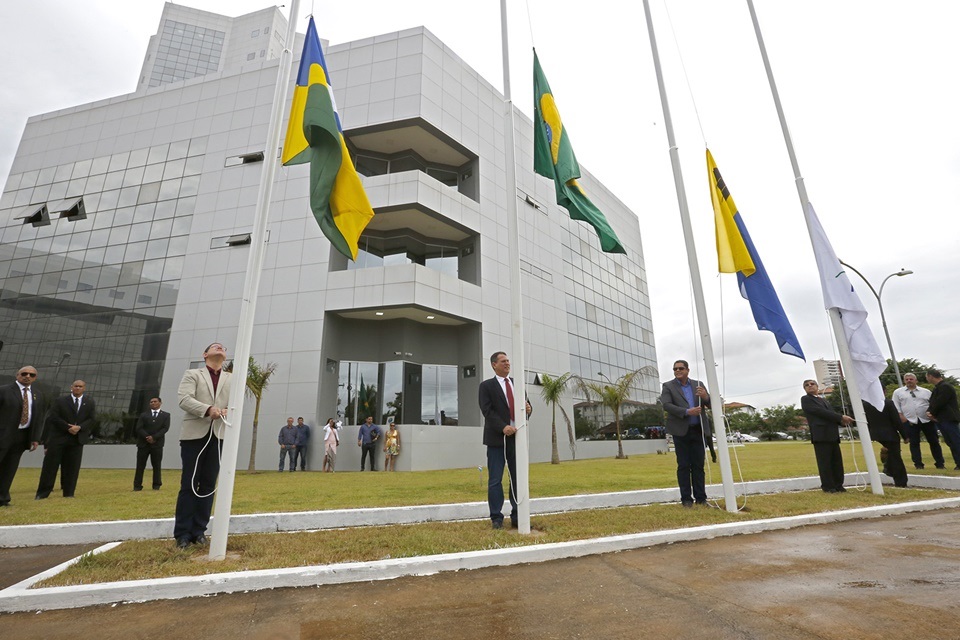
[892,373,945,470]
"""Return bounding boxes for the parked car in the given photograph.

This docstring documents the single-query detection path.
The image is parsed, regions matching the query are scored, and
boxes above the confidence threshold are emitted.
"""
[775,431,794,440]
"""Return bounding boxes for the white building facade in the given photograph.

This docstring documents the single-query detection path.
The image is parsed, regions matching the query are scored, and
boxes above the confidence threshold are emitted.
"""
[0,5,659,471]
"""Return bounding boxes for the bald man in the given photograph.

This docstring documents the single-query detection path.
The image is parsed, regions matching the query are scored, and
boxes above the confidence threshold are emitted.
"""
[36,380,96,499]
[0,366,44,506]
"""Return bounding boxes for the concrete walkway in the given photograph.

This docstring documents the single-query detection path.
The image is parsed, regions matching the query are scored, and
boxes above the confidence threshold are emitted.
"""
[3,508,959,639]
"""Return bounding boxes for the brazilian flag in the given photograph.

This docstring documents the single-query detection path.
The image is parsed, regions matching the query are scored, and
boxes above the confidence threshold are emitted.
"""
[282,17,374,260]
[533,50,625,254]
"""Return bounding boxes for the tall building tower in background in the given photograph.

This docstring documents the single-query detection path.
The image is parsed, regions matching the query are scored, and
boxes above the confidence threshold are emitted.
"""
[813,358,842,388]
[0,4,657,470]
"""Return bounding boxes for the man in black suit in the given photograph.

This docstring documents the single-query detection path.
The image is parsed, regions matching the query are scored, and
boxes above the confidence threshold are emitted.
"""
[36,380,95,499]
[0,366,43,507]
[660,360,712,507]
[478,351,531,530]
[862,398,909,488]
[926,368,960,470]
[800,380,853,493]
[134,397,170,491]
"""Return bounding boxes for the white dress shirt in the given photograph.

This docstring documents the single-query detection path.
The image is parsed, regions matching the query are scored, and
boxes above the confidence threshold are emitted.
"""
[892,385,932,424]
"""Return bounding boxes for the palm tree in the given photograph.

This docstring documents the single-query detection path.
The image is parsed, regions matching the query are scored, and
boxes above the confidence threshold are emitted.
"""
[539,372,575,464]
[576,367,656,460]
[244,357,277,471]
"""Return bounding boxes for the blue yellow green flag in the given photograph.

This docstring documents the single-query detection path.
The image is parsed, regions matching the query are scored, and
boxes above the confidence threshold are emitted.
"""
[708,149,804,359]
[282,17,374,260]
[533,51,625,254]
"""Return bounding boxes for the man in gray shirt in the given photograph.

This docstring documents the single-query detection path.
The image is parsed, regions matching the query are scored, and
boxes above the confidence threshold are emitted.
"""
[892,373,945,470]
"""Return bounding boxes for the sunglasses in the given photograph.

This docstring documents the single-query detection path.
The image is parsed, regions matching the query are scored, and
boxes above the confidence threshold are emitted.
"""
[673,367,686,371]
[909,391,916,398]
[19,372,37,377]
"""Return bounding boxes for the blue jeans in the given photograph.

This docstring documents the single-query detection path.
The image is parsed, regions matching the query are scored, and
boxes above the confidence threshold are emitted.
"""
[279,446,295,471]
[673,427,707,504]
[487,438,517,524]
[936,421,960,467]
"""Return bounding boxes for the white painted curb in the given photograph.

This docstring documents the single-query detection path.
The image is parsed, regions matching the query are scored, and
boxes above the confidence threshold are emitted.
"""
[1,474,898,548]
[2,496,958,613]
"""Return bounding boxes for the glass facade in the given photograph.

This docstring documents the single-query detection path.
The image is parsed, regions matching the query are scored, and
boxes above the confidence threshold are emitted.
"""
[149,20,224,88]
[0,138,206,442]
[562,221,659,403]
[336,360,458,427]
[348,238,460,280]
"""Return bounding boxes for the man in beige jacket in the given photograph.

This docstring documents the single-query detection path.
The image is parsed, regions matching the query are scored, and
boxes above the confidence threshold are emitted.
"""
[174,342,232,549]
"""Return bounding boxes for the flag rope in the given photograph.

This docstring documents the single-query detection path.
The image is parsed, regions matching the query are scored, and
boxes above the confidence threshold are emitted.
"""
[661,0,707,147]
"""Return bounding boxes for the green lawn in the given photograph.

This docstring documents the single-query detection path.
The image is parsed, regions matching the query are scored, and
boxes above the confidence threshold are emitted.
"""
[3,441,955,527]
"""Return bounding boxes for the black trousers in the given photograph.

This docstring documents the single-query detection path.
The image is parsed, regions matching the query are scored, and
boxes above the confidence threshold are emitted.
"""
[812,441,845,491]
[134,442,164,489]
[907,422,944,467]
[36,442,83,498]
[174,433,221,542]
[879,438,908,487]
[0,427,31,504]
[360,443,377,470]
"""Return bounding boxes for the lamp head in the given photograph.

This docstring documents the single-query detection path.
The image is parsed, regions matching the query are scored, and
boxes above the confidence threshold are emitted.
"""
[896,269,913,276]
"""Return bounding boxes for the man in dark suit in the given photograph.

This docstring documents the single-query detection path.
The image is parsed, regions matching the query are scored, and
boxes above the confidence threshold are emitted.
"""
[36,379,96,499]
[134,396,170,491]
[862,398,909,488]
[0,366,44,507]
[926,368,960,470]
[478,351,531,529]
[661,360,711,507]
[800,380,853,493]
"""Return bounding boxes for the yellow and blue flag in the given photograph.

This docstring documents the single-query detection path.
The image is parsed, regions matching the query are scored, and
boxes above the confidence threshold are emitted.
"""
[708,149,804,359]
[282,17,373,260]
[533,50,625,254]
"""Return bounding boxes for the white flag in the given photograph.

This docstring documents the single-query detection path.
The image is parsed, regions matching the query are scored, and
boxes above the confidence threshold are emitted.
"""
[805,202,886,409]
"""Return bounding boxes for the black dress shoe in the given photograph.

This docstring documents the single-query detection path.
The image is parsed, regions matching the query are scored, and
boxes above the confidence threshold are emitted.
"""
[133,487,143,492]
[176,537,191,549]
[914,464,925,470]
[510,519,519,529]
[35,494,49,500]
[152,486,161,490]
[836,486,847,492]
[682,501,694,508]
[194,535,208,546]
[935,464,946,469]
[492,521,503,530]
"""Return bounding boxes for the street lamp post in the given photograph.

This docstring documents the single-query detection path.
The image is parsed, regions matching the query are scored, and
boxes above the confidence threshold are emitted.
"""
[838,261,913,386]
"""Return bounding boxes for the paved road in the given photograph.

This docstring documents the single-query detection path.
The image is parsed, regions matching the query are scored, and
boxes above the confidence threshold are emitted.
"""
[2,509,960,639]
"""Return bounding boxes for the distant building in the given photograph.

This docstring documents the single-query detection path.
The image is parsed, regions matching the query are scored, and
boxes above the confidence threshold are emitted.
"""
[723,402,757,415]
[813,358,842,389]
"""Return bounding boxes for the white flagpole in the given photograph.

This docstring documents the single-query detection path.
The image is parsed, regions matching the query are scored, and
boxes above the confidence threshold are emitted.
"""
[641,0,737,512]
[745,0,882,494]
[208,0,303,560]
[499,0,531,534]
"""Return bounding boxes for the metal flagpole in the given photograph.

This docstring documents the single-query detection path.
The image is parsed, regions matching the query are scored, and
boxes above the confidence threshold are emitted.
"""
[208,0,303,560]
[499,0,531,534]
[745,0,882,493]
[641,0,737,512]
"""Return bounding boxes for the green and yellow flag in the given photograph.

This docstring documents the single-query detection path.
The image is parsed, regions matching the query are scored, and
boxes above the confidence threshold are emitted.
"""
[533,50,625,254]
[282,17,374,261]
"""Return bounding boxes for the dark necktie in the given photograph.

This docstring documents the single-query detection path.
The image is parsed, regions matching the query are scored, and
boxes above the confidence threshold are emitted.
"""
[505,378,515,420]
[153,411,158,419]
[20,388,29,425]
[75,397,81,413]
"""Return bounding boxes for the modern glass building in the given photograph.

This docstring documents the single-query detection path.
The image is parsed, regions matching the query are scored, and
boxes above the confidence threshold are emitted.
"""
[0,4,658,471]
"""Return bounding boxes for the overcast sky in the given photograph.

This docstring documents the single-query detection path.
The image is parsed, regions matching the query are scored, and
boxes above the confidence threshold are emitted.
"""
[2,1,958,410]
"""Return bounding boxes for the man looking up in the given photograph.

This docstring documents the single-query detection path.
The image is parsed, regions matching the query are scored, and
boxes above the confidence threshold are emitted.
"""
[800,379,853,493]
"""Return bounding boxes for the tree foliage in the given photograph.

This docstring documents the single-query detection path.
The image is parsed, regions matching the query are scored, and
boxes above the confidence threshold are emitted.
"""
[539,372,574,464]
[242,357,277,472]
[575,367,656,459]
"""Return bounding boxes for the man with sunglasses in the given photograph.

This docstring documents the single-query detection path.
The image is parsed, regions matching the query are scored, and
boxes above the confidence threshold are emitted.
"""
[892,373,944,470]
[661,360,711,507]
[0,366,44,506]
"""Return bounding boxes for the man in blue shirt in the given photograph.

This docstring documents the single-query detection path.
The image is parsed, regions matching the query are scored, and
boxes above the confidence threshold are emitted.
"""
[661,360,711,507]
[294,417,310,471]
[357,416,381,471]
